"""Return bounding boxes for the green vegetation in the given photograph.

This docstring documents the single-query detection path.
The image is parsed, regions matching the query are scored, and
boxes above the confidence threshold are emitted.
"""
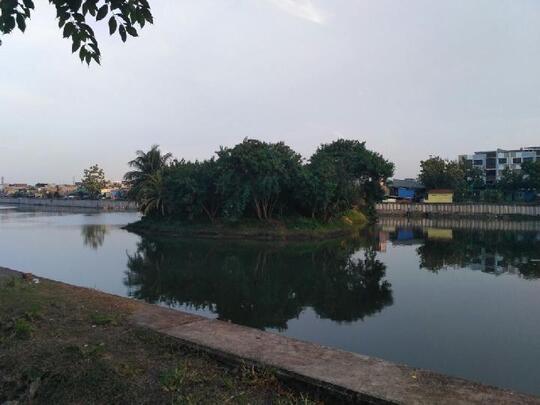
[0,0,152,64]
[0,275,320,404]
[124,139,393,236]
[419,156,540,203]
[81,164,106,199]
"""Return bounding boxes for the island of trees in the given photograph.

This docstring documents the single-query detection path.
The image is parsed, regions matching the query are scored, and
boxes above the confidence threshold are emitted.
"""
[124,139,394,239]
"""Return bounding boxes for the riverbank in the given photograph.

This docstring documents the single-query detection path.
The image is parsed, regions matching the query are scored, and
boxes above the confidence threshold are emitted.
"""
[1,268,537,404]
[0,268,318,404]
[125,210,368,241]
[0,197,137,211]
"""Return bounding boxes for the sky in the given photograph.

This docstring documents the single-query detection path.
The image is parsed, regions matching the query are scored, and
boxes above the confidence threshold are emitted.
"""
[2,0,540,183]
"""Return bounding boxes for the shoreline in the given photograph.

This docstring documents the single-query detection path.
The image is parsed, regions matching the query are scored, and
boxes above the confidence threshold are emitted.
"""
[124,217,368,242]
[1,267,538,404]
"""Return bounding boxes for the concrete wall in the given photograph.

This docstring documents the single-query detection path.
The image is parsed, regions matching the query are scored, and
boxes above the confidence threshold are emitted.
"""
[376,202,540,217]
[378,215,540,232]
[0,197,138,211]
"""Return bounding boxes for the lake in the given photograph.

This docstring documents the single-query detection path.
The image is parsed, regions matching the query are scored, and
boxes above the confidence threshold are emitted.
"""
[1,206,539,395]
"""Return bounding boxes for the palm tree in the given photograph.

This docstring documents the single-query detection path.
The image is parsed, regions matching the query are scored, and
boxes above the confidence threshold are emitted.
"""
[140,171,168,216]
[124,145,172,202]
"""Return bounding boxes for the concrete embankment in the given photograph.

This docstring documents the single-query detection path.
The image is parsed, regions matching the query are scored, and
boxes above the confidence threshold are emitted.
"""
[1,267,538,404]
[376,202,540,218]
[0,197,137,211]
[378,216,540,232]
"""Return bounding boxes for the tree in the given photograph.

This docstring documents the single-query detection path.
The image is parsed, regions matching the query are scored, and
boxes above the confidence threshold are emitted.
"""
[139,170,167,216]
[522,160,540,191]
[419,157,452,189]
[217,139,302,221]
[497,167,525,201]
[306,139,394,219]
[0,0,153,64]
[81,164,106,198]
[124,145,172,201]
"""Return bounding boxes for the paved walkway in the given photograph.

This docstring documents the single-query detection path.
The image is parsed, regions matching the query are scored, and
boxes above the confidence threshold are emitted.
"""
[132,304,539,404]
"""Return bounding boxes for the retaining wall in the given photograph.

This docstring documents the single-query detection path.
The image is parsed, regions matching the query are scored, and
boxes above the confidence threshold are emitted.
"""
[0,197,137,211]
[376,202,540,217]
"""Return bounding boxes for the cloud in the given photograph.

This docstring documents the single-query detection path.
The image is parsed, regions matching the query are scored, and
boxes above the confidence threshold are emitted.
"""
[266,0,327,24]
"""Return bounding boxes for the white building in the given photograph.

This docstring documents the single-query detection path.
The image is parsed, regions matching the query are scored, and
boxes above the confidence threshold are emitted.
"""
[459,146,540,185]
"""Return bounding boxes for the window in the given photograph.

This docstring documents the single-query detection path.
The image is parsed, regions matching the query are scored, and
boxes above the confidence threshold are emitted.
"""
[474,160,484,165]
[513,158,522,164]
[498,158,507,164]
[523,157,534,162]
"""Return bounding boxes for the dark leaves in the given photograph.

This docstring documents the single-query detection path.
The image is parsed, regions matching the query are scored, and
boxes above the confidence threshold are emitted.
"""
[119,24,126,42]
[108,16,117,35]
[126,25,137,37]
[1,0,154,65]
[16,13,26,32]
[96,4,108,21]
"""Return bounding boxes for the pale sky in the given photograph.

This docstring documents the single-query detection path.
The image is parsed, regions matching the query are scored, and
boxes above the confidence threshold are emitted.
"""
[2,0,540,183]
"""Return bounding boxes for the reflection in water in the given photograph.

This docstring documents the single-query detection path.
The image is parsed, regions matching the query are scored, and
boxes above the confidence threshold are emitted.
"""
[125,236,393,330]
[381,225,540,279]
[81,225,109,249]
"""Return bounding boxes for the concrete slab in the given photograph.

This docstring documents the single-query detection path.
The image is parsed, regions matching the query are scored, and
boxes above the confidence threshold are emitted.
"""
[131,308,540,405]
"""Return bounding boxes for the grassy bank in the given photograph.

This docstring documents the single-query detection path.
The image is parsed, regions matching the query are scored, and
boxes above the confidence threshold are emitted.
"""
[0,273,319,404]
[125,210,368,241]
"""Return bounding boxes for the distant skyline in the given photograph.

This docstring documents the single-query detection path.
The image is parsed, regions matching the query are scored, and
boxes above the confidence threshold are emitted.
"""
[2,0,540,184]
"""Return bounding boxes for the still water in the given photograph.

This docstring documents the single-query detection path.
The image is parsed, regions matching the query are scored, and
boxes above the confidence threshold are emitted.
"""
[1,206,539,395]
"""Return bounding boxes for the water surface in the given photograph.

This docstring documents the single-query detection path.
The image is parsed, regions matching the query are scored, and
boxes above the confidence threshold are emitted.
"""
[0,206,539,395]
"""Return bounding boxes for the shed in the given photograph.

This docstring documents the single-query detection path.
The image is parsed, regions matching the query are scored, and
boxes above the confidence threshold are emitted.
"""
[425,189,454,204]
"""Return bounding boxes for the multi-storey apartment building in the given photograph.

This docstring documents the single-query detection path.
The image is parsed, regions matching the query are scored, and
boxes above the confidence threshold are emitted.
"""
[459,146,540,184]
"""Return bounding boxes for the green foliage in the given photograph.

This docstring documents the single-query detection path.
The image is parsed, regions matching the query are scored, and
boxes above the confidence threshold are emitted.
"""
[126,139,394,223]
[419,157,492,202]
[14,318,33,339]
[0,0,153,64]
[124,145,172,201]
[216,139,303,221]
[81,164,106,199]
[522,160,540,190]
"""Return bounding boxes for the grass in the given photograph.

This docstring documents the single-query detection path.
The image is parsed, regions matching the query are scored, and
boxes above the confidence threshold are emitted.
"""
[0,275,322,404]
[126,209,369,242]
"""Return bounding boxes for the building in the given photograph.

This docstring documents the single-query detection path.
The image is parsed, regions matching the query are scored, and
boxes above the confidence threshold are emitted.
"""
[389,178,425,201]
[425,189,454,204]
[459,146,540,185]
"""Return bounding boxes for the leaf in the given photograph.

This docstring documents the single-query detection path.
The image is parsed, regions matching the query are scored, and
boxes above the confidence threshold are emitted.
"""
[108,16,117,35]
[79,46,86,62]
[22,0,35,10]
[126,26,137,37]
[119,25,127,42]
[16,14,26,33]
[72,39,81,53]
[63,22,74,38]
[96,4,108,21]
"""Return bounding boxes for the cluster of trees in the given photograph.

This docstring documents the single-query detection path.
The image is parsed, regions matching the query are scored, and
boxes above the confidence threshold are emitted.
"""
[124,139,394,222]
[419,156,540,202]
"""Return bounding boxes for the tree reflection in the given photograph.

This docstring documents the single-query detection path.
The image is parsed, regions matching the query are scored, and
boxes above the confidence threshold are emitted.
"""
[125,236,392,330]
[412,229,540,278]
[81,225,108,249]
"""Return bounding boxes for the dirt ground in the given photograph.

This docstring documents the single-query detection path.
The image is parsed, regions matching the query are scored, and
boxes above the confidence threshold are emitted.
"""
[0,274,320,404]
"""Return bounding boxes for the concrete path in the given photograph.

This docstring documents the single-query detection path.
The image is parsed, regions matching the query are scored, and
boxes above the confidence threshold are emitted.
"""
[132,304,540,405]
